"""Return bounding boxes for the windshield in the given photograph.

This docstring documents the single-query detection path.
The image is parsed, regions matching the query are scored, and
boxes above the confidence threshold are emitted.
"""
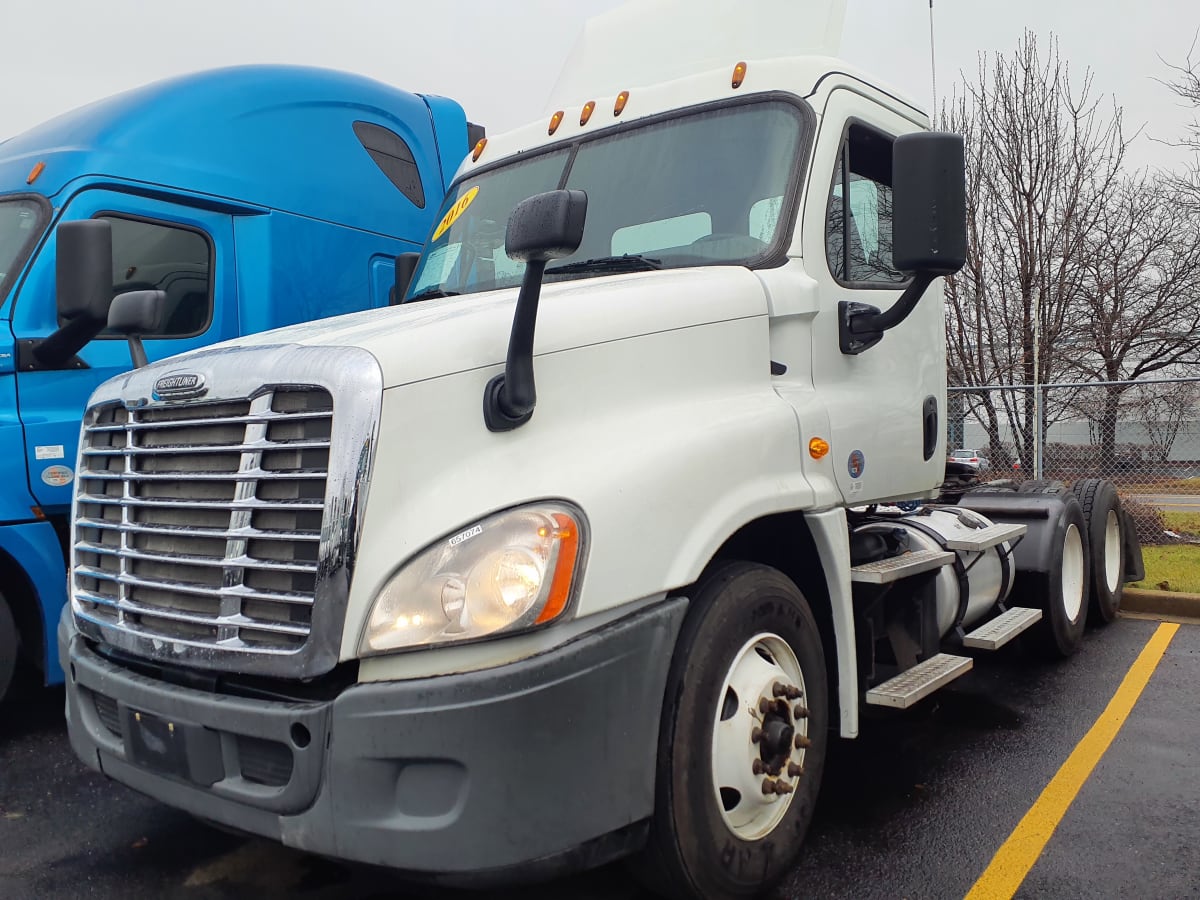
[406,98,807,301]
[0,198,47,304]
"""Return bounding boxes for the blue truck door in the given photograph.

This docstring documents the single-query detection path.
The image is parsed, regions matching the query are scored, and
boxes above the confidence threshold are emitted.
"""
[11,190,236,513]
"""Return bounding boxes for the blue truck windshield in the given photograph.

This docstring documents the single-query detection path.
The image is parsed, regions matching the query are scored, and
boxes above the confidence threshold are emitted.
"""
[406,98,806,301]
[0,198,46,302]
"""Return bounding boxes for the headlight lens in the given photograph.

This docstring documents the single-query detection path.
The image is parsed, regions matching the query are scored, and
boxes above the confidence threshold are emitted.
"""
[360,503,585,655]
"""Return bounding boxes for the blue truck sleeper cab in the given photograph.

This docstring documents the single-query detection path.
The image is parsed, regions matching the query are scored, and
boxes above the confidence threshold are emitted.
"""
[0,65,473,700]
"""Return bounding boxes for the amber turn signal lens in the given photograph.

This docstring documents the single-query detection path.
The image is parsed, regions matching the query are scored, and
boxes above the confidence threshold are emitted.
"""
[614,91,630,116]
[732,61,747,89]
[808,438,830,460]
[534,513,581,625]
[471,138,487,162]
[548,110,565,135]
[26,161,45,184]
[580,100,596,126]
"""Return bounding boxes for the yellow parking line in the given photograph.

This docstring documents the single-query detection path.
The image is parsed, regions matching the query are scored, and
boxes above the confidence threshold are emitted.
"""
[964,622,1180,900]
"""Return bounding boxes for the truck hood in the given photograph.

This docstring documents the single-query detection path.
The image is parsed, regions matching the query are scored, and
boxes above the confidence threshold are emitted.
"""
[187,266,769,390]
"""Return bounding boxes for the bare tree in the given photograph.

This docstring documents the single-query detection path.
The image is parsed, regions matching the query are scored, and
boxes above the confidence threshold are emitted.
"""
[1159,33,1200,209]
[1069,176,1200,457]
[943,31,1127,470]
[1136,380,1200,464]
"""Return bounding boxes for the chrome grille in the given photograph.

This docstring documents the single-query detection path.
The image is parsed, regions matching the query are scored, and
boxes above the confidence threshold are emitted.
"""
[73,389,333,654]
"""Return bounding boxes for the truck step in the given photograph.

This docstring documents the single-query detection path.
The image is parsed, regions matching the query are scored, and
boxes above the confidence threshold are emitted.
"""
[943,522,1027,552]
[864,653,973,709]
[850,549,954,584]
[962,606,1042,650]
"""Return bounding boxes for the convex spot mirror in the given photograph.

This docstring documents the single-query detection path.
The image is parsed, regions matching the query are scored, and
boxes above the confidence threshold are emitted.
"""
[891,132,967,276]
[106,289,166,369]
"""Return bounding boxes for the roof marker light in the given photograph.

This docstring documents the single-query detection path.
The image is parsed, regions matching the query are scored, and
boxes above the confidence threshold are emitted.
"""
[580,101,596,126]
[471,138,488,162]
[732,61,748,89]
[26,161,45,184]
[548,110,565,135]
[614,91,630,116]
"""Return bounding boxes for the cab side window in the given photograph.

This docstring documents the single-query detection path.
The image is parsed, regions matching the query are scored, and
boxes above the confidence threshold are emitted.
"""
[101,216,212,337]
[825,124,906,286]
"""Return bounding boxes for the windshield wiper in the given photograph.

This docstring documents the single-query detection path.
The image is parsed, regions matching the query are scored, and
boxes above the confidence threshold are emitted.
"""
[546,254,662,276]
[405,288,461,303]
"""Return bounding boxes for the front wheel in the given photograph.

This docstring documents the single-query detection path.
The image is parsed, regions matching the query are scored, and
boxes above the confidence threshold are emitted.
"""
[0,592,18,702]
[635,562,828,900]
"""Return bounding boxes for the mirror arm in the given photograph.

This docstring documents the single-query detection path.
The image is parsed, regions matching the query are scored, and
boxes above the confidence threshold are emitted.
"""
[32,317,105,367]
[483,259,547,431]
[126,336,148,369]
[838,272,936,356]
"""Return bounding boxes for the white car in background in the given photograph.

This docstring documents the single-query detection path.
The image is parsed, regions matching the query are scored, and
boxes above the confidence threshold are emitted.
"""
[949,448,990,471]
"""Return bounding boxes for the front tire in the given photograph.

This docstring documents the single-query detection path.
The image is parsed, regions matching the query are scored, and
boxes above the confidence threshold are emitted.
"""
[0,592,18,702]
[636,562,828,900]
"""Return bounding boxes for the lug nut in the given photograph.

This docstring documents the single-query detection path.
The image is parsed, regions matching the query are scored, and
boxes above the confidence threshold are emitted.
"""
[794,734,812,750]
[788,762,804,777]
[752,759,764,775]
[751,726,763,743]
[762,778,778,795]
[793,704,809,719]
[773,780,795,795]
[772,682,789,697]
[759,697,772,714]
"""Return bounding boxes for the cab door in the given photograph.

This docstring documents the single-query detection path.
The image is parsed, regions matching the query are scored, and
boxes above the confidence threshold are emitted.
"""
[11,189,236,512]
[801,89,944,505]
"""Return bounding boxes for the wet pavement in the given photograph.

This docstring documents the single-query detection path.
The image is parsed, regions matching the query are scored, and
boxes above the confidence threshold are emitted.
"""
[1,615,1196,899]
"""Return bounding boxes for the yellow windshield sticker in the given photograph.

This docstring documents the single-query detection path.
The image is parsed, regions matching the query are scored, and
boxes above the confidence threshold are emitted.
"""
[432,186,479,241]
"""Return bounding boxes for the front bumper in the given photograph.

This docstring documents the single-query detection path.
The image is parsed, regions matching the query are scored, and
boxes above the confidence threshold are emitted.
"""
[60,598,686,880]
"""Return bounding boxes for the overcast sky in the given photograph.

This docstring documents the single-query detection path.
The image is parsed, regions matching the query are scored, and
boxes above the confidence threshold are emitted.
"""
[1,0,1196,174]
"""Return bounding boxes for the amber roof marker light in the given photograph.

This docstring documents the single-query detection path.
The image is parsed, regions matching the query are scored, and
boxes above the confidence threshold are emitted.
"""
[471,138,488,162]
[26,161,46,184]
[732,61,748,89]
[579,101,596,126]
[614,91,630,116]
[548,110,565,135]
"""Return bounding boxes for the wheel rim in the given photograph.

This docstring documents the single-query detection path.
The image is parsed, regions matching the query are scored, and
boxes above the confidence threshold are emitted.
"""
[1062,523,1085,622]
[1103,509,1121,593]
[710,632,809,841]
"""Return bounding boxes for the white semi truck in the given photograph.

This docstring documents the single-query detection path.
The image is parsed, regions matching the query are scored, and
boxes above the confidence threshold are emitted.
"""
[59,3,1140,897]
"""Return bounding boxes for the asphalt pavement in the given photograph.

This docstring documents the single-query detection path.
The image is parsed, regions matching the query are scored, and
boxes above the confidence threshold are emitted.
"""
[1,616,1196,899]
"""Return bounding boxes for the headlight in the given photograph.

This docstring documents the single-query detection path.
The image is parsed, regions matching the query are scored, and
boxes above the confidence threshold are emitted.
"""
[359,502,586,655]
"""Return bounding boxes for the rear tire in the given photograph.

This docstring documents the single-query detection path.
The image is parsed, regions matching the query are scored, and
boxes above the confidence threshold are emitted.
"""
[0,592,18,703]
[634,562,828,900]
[1070,478,1125,625]
[1026,495,1090,658]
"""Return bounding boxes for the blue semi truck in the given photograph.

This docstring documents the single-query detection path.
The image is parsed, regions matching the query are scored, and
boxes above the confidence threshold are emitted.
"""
[0,65,474,701]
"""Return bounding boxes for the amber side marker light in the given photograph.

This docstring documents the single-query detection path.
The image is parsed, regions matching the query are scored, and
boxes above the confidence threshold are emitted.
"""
[809,438,830,460]
[580,100,596,126]
[26,161,45,184]
[614,91,630,116]
[548,110,565,135]
[732,61,748,89]
[534,513,581,625]
[471,138,488,162]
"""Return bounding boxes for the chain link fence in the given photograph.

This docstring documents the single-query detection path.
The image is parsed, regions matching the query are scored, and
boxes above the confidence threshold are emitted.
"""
[947,378,1200,564]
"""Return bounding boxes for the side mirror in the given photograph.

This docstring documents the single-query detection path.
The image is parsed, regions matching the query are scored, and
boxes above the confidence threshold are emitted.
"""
[392,252,420,304]
[107,290,166,369]
[892,132,967,274]
[505,189,588,264]
[483,190,587,432]
[33,219,115,367]
[839,132,966,355]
